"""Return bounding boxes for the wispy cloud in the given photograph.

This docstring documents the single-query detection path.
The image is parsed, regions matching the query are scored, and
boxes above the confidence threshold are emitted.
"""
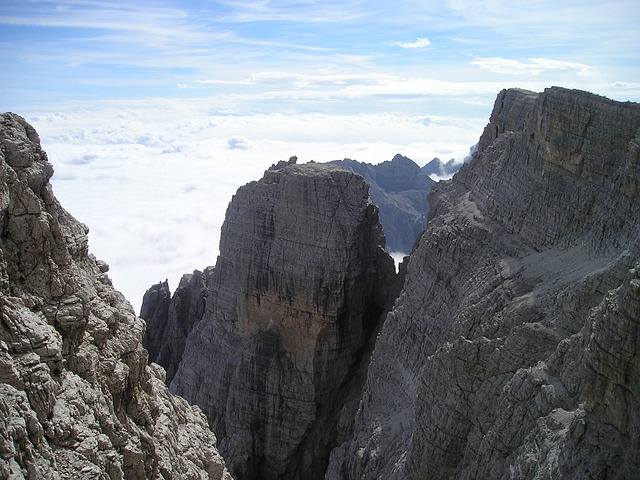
[396,37,431,49]
[213,0,368,23]
[471,57,593,76]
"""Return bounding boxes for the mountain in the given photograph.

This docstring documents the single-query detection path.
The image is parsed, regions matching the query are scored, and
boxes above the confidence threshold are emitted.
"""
[143,158,399,480]
[327,87,640,478]
[140,86,640,480]
[0,113,230,479]
[420,157,460,178]
[330,154,434,254]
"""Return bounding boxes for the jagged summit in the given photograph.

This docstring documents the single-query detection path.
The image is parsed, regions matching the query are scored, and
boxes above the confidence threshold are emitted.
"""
[143,160,398,480]
[421,157,459,178]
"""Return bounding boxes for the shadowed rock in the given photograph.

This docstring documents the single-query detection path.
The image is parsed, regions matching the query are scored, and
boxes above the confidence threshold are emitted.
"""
[145,160,397,480]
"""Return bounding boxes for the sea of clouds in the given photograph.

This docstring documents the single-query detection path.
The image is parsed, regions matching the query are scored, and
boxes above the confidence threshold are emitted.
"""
[25,98,486,312]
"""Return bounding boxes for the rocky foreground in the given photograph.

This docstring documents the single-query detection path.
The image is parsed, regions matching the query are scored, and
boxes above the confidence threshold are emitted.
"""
[144,87,640,480]
[0,113,230,479]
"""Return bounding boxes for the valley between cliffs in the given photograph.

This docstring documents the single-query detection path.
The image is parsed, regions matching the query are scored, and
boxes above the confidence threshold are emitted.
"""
[2,84,638,480]
[144,87,640,480]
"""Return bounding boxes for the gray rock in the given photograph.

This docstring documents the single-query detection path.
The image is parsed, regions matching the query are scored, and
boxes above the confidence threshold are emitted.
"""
[141,271,207,384]
[166,161,397,480]
[0,113,231,480]
[327,87,640,479]
[420,157,459,178]
[331,154,434,254]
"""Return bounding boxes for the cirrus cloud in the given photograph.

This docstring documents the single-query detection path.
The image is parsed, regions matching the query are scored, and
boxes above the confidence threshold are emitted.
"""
[471,57,593,76]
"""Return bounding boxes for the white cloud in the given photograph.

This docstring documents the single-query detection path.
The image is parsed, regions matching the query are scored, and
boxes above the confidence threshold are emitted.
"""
[227,136,251,150]
[471,57,593,76]
[26,99,487,312]
[396,37,431,49]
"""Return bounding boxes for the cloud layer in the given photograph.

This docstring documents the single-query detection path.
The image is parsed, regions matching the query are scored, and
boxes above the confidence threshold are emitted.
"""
[2,0,639,108]
[4,0,640,311]
[26,100,485,311]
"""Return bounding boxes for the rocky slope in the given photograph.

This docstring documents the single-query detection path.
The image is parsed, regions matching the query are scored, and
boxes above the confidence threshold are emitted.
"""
[143,158,398,480]
[330,155,434,254]
[327,87,640,478]
[0,113,230,480]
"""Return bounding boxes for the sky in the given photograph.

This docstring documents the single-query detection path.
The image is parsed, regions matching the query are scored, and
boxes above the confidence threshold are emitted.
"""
[2,0,639,312]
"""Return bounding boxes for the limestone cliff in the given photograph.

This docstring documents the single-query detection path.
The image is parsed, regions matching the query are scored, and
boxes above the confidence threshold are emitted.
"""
[147,159,397,480]
[141,271,207,384]
[327,87,640,478]
[330,155,434,254]
[0,113,230,480]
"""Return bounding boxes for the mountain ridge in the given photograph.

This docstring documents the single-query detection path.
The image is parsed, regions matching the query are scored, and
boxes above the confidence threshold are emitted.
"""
[327,86,640,478]
[330,154,434,254]
[3,84,638,480]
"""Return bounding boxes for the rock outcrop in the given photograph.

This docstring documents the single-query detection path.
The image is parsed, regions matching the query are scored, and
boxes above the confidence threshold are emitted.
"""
[326,87,640,478]
[141,271,207,384]
[143,159,397,480]
[0,113,230,479]
[331,155,434,254]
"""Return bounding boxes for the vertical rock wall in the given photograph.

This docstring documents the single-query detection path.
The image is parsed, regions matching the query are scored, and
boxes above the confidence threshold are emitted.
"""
[327,87,640,479]
[165,161,397,479]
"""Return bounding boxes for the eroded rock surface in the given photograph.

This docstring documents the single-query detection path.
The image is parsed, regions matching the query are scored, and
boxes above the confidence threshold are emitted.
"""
[141,271,207,384]
[148,159,397,480]
[0,113,230,480]
[327,87,640,479]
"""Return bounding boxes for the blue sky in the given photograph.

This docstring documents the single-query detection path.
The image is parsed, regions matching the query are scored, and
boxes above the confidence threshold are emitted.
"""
[3,0,639,114]
[2,0,639,311]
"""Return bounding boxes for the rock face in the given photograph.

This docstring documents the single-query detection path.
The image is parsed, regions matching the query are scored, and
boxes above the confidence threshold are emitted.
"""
[0,113,230,479]
[331,154,434,254]
[327,87,640,478]
[144,159,397,480]
[141,271,207,384]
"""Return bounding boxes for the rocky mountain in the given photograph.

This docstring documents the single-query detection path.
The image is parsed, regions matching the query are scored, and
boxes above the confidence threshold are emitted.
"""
[143,158,399,480]
[330,154,434,254]
[141,271,207,385]
[421,157,460,178]
[141,86,639,480]
[0,113,230,479]
[327,87,640,478]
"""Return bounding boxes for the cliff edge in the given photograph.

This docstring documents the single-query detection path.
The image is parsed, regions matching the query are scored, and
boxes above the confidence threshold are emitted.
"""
[0,113,230,479]
[327,87,640,479]
[144,159,397,480]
